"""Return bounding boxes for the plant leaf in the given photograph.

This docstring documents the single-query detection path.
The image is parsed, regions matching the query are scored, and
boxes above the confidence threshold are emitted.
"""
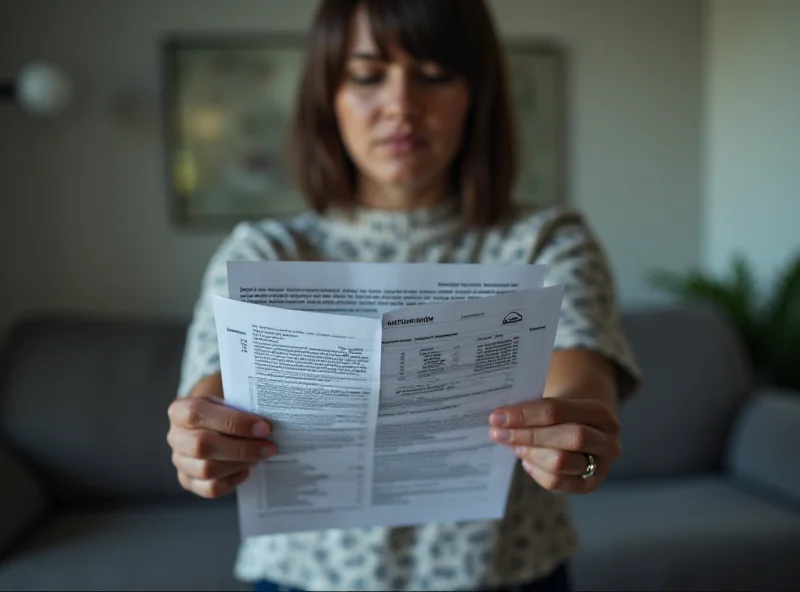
[648,250,800,391]
[647,259,761,365]
[762,252,800,385]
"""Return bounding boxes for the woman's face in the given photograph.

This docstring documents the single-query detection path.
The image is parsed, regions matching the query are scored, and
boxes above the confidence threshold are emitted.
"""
[334,5,471,198]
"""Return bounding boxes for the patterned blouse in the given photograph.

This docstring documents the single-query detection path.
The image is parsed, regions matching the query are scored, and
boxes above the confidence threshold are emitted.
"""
[177,200,641,591]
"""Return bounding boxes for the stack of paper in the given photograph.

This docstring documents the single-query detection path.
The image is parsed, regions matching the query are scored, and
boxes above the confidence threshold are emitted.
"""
[212,262,563,537]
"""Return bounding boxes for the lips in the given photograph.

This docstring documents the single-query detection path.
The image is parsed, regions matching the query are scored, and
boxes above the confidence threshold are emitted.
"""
[380,133,426,155]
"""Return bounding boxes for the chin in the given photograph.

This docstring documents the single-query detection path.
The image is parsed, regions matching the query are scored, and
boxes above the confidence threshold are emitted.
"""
[379,167,436,187]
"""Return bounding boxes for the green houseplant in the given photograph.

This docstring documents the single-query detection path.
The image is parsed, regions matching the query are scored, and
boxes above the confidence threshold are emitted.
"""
[648,251,800,391]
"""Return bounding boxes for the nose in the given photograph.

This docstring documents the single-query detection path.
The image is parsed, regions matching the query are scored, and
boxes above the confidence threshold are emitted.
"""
[383,69,418,120]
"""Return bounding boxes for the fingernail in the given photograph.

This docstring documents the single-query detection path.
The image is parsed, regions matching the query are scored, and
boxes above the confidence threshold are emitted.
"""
[490,428,512,443]
[260,446,273,458]
[252,422,270,438]
[514,447,527,456]
[489,412,508,427]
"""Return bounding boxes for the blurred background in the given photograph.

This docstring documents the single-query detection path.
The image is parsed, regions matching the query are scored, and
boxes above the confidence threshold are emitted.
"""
[0,0,795,333]
[0,1,798,591]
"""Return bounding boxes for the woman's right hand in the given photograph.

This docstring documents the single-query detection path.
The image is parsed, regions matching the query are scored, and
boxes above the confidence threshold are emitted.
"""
[167,374,275,499]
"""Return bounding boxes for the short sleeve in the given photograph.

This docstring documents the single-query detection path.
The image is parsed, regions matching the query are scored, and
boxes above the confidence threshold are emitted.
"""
[176,222,282,398]
[532,211,642,401]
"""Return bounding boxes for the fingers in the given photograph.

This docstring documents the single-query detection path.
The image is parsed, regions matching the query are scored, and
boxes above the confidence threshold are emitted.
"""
[515,447,611,494]
[168,396,271,439]
[515,447,593,476]
[177,467,250,499]
[167,424,276,462]
[490,399,621,494]
[490,398,619,434]
[173,452,255,481]
[519,460,598,495]
[490,423,617,456]
[167,394,274,501]
[510,438,621,494]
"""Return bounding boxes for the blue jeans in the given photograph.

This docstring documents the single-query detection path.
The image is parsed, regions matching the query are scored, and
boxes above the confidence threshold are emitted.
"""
[253,562,571,592]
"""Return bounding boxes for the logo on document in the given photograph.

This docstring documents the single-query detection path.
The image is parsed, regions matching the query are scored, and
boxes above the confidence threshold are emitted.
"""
[502,311,523,324]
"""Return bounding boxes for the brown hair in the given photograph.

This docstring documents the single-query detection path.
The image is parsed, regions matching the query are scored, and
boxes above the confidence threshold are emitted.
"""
[288,0,518,227]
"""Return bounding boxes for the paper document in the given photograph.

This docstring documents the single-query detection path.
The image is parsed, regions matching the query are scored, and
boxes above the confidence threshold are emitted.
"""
[227,261,547,318]
[212,262,563,537]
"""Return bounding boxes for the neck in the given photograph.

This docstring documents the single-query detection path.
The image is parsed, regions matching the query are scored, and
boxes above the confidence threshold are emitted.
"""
[355,176,450,212]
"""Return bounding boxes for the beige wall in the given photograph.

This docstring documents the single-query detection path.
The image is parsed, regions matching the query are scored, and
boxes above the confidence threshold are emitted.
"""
[704,0,800,283]
[0,0,704,333]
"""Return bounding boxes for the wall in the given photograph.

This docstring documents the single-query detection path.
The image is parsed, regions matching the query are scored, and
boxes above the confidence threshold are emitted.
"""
[704,0,800,283]
[0,0,704,333]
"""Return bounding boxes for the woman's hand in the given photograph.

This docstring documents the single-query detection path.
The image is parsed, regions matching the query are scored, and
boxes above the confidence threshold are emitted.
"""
[167,374,275,499]
[488,397,620,494]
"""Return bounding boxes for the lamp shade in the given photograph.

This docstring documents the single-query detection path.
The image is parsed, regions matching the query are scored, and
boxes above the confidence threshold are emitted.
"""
[15,61,73,116]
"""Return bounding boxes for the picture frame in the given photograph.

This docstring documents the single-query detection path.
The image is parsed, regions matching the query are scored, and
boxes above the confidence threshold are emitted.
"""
[503,40,568,211]
[161,34,567,228]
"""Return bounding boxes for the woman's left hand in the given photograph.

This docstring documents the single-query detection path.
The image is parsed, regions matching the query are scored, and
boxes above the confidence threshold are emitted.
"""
[488,398,621,494]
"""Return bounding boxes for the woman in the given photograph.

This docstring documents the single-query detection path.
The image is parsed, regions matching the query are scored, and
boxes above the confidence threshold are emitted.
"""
[167,0,640,591]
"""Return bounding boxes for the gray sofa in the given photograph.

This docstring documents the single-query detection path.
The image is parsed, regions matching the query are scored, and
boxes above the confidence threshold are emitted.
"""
[0,305,798,591]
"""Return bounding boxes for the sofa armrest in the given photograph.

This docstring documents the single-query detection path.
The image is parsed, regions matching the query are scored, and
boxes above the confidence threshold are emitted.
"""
[0,442,49,558]
[726,388,800,506]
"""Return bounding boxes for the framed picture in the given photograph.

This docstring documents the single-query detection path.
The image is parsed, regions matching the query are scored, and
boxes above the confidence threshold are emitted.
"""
[504,41,567,210]
[162,35,566,228]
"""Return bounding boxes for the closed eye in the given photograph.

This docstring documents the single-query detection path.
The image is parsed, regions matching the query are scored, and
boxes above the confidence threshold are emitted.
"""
[348,71,457,86]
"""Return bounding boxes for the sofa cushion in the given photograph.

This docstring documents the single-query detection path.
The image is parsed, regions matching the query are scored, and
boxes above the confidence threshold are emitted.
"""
[0,500,247,591]
[568,476,800,591]
[0,316,192,503]
[726,388,800,506]
[611,305,752,479]
[0,444,49,559]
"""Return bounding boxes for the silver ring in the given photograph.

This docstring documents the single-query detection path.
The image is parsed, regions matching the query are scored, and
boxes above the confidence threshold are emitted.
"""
[581,454,596,479]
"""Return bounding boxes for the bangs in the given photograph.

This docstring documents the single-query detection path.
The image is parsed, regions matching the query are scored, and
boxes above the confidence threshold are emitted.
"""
[364,0,485,80]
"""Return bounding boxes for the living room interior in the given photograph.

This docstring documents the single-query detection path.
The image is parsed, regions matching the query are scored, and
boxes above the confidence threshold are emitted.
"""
[0,0,798,590]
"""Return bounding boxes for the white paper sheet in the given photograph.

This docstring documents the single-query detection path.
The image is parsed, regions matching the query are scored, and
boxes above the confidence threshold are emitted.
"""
[226,261,547,318]
[212,262,563,537]
[213,297,383,535]
[370,286,564,526]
